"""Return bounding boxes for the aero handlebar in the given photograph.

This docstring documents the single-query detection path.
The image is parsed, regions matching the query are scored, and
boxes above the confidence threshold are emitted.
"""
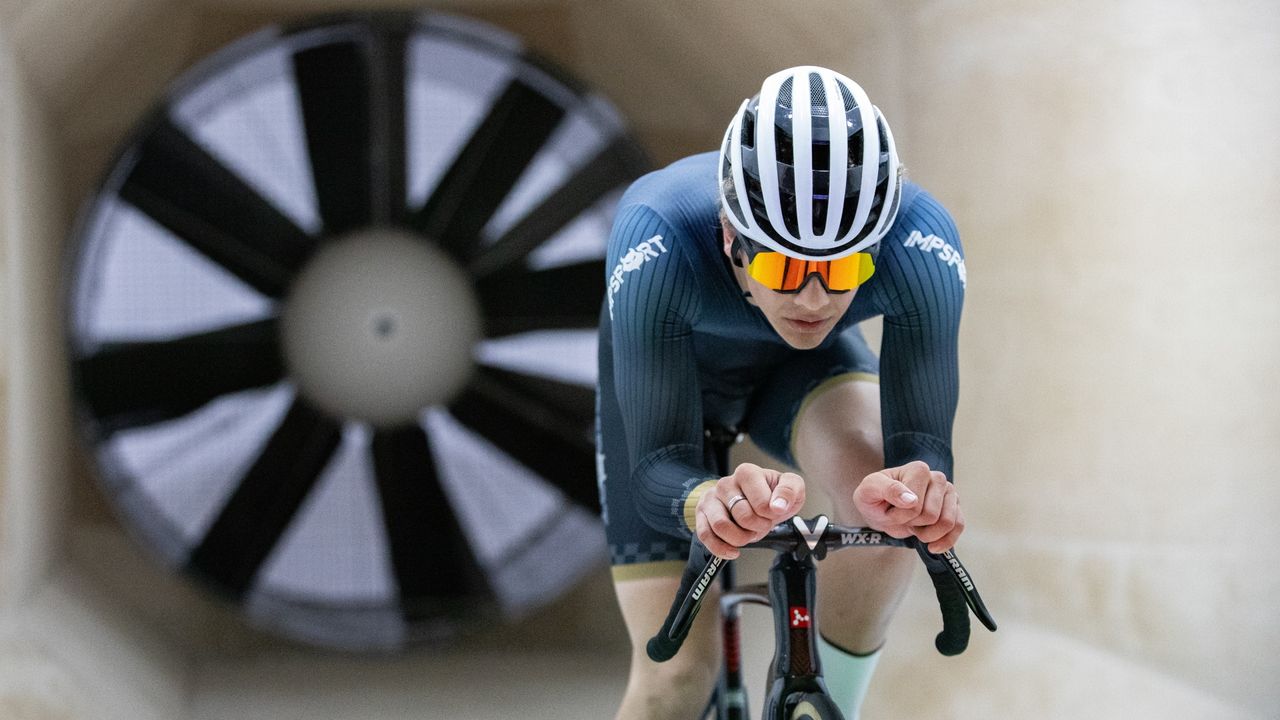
[646,516,997,662]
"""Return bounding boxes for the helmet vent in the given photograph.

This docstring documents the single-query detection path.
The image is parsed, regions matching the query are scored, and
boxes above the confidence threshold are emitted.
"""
[838,83,855,112]
[774,125,793,164]
[808,72,830,117]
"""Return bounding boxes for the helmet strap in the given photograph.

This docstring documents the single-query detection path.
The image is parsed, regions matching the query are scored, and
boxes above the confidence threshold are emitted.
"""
[729,233,747,268]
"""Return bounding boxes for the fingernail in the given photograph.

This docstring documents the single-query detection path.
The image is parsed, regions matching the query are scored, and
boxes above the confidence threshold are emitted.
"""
[901,492,918,503]
[772,498,788,510]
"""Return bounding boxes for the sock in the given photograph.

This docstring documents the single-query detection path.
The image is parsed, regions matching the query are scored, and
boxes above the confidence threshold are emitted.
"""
[817,634,882,720]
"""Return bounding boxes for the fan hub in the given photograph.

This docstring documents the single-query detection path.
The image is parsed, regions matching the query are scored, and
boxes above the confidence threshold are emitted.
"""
[281,228,480,426]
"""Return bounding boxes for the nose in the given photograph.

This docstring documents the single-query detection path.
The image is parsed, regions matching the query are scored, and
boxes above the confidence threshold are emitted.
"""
[793,276,831,311]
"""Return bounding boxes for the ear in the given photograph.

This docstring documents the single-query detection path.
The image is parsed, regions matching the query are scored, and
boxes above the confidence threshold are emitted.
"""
[721,223,735,259]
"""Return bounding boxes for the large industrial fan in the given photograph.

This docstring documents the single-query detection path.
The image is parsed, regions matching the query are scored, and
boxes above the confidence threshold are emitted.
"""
[65,12,648,650]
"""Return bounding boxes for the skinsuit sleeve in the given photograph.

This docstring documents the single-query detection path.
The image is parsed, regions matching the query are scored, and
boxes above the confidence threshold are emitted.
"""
[870,191,967,479]
[604,202,712,538]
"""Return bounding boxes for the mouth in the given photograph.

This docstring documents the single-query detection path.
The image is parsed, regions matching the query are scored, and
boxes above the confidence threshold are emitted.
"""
[784,317,830,333]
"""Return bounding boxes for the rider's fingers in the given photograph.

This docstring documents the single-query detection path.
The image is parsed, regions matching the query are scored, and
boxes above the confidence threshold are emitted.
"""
[930,503,966,553]
[696,509,740,559]
[863,470,920,509]
[882,481,920,511]
[733,467,772,511]
[913,485,958,544]
[897,461,933,496]
[727,470,775,533]
[879,491,922,529]
[768,472,805,518]
[910,474,948,528]
[875,463,933,526]
[703,499,755,547]
[728,502,774,534]
[927,518,964,554]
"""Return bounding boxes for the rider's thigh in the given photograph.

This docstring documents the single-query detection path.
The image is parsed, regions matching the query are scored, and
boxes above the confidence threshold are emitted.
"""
[791,377,883,523]
[791,378,913,653]
[612,572,721,719]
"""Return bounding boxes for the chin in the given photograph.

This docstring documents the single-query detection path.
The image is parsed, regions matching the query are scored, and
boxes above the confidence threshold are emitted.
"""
[779,330,830,350]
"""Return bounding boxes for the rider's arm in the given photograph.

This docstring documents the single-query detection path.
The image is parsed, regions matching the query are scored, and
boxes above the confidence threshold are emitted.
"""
[604,202,712,539]
[870,190,966,479]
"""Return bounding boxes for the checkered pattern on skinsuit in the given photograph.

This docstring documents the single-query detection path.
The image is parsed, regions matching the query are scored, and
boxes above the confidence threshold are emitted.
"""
[611,541,688,566]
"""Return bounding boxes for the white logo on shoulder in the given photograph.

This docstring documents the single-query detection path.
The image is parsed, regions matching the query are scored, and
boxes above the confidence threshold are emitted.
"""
[607,234,668,319]
[903,230,967,288]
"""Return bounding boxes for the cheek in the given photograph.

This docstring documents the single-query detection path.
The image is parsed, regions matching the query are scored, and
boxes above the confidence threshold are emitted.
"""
[754,292,787,320]
[748,282,778,309]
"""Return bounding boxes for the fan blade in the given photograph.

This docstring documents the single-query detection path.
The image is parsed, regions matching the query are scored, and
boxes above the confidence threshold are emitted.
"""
[470,134,648,277]
[75,319,284,434]
[409,79,565,262]
[187,398,343,598]
[476,259,604,336]
[294,40,380,234]
[369,28,410,226]
[372,424,493,618]
[447,375,598,512]
[119,120,314,299]
[473,365,595,429]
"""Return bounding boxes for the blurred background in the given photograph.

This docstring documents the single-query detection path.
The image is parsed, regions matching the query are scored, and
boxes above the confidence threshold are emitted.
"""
[1,1,1277,719]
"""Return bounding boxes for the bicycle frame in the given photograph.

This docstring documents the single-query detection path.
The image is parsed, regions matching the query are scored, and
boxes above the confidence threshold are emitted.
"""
[760,545,832,718]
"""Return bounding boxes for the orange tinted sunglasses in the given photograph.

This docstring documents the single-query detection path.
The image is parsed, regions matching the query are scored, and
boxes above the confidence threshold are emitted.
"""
[744,249,875,293]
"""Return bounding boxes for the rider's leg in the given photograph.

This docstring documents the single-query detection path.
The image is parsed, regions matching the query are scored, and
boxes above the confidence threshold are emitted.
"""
[816,637,882,720]
[598,310,726,718]
[611,566,722,720]
[792,377,915,714]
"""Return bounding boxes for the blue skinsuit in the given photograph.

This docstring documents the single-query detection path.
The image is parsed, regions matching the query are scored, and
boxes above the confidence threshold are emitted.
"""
[596,152,965,570]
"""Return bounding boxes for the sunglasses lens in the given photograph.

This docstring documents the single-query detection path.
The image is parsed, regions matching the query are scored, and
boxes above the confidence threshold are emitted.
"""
[746,252,875,292]
[746,252,787,287]
[827,253,875,291]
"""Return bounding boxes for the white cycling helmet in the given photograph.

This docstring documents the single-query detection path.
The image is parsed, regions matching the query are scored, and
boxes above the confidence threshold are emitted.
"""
[719,66,902,261]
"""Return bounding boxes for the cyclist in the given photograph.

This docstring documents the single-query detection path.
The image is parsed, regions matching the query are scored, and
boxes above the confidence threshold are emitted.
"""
[596,65,968,720]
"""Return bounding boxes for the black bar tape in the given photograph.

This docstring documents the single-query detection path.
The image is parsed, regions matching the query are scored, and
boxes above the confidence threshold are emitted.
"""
[927,566,972,656]
[647,542,720,662]
[916,545,971,656]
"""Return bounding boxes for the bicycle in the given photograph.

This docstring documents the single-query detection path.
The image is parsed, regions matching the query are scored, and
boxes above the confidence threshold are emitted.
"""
[646,427,997,720]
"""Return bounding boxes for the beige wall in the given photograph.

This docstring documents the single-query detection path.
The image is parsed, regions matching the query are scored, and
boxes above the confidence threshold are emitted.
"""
[1,1,1277,718]
[893,2,1279,718]
[0,24,68,610]
[2,28,190,720]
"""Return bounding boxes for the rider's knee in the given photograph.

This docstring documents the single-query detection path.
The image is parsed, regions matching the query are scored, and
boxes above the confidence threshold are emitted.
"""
[835,426,884,471]
[811,426,885,512]
[796,423,883,475]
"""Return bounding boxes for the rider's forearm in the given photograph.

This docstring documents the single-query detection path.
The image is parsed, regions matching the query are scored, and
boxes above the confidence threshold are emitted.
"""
[872,189,964,483]
[631,444,716,538]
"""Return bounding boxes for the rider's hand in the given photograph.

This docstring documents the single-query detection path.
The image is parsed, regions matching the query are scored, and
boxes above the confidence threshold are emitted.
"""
[852,461,965,554]
[695,463,805,560]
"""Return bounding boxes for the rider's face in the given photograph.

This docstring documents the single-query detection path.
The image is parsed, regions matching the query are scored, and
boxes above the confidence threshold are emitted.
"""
[722,226,856,350]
